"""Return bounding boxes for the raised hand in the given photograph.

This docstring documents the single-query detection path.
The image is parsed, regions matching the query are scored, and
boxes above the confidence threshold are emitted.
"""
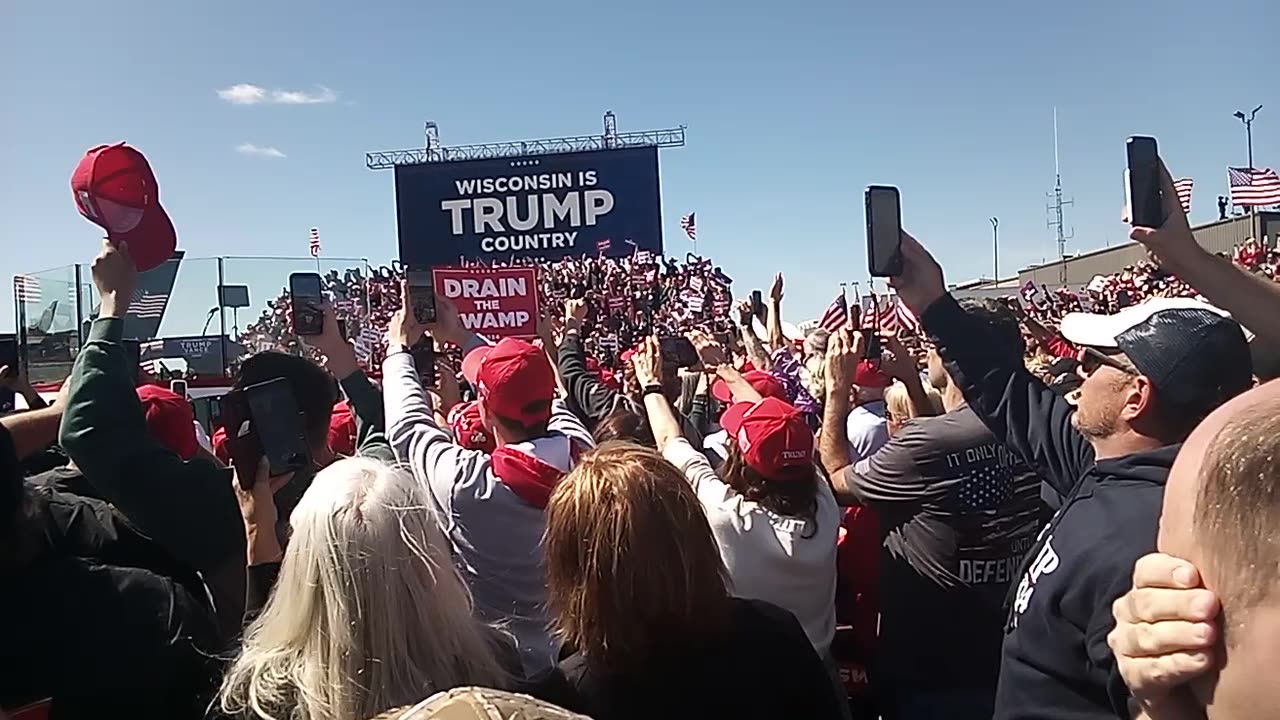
[887,231,947,315]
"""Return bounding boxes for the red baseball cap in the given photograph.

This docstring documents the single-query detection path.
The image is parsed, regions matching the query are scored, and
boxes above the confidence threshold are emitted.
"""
[136,384,198,460]
[719,397,814,480]
[854,361,892,389]
[448,401,495,452]
[327,401,357,456]
[70,143,176,272]
[461,338,556,426]
[711,370,786,404]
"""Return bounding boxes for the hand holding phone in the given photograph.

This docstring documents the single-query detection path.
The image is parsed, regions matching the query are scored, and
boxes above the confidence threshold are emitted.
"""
[407,270,438,324]
[866,185,903,277]
[289,272,325,336]
[224,380,312,487]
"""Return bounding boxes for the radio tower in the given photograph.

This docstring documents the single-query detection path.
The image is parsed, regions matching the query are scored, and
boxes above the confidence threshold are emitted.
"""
[1046,107,1074,283]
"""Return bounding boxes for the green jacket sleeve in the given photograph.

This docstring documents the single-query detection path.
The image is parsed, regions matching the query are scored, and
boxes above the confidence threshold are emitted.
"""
[57,318,245,576]
[339,369,395,463]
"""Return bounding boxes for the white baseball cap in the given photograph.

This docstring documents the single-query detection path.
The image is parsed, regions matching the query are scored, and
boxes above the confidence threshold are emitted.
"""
[1060,297,1254,348]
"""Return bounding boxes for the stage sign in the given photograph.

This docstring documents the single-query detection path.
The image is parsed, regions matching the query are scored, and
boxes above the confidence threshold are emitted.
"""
[433,267,540,338]
[396,147,663,267]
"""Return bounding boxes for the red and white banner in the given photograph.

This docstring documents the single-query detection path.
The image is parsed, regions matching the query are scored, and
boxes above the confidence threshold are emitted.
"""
[432,266,540,338]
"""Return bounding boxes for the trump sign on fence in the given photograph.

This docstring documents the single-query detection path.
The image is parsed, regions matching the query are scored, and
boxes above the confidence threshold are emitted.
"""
[433,267,540,338]
[396,147,664,267]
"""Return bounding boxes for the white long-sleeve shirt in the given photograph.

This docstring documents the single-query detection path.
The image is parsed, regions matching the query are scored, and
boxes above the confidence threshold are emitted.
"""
[662,438,839,654]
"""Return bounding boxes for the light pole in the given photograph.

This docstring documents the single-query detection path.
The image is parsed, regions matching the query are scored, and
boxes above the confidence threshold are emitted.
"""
[990,217,999,281]
[1234,104,1263,169]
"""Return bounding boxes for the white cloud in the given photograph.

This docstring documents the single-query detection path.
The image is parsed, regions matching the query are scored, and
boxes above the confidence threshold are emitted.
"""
[236,143,286,159]
[217,83,338,105]
[218,83,267,105]
[271,86,337,105]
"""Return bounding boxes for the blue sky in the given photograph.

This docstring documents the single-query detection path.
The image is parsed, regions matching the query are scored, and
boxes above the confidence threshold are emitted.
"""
[1,0,1275,335]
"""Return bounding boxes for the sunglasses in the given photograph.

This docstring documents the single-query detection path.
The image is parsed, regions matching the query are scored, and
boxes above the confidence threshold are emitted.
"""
[1079,347,1137,376]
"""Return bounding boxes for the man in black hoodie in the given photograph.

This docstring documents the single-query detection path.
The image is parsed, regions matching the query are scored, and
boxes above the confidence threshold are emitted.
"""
[888,232,1252,720]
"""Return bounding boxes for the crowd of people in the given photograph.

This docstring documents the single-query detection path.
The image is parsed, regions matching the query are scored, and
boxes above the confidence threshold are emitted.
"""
[5,160,1280,720]
[237,252,735,376]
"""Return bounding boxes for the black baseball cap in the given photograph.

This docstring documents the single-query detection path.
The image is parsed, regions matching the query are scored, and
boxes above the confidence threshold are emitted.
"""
[1060,298,1253,415]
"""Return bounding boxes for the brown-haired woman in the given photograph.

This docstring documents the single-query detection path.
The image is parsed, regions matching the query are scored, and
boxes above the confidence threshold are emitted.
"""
[631,339,841,662]
[545,442,845,720]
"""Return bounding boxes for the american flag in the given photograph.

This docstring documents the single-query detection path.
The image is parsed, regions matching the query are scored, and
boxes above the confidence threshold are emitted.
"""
[680,213,696,241]
[817,291,849,332]
[14,275,41,303]
[1173,178,1194,214]
[309,227,322,257]
[596,238,612,254]
[128,288,170,319]
[873,294,920,333]
[1228,167,1280,207]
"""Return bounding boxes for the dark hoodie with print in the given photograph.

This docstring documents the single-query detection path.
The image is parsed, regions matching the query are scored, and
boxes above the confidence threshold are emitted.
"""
[920,294,1174,720]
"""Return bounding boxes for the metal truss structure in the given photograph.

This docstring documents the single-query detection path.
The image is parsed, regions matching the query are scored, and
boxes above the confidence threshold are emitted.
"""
[366,111,686,170]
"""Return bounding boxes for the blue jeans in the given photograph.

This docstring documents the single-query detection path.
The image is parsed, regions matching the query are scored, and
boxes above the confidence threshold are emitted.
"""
[886,690,993,720]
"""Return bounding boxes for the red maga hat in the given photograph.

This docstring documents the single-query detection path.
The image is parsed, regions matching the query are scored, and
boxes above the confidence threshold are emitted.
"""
[711,369,786,404]
[71,143,176,272]
[461,338,556,426]
[719,396,814,480]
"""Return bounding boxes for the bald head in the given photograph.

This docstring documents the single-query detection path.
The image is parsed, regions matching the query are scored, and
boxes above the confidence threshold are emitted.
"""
[1162,379,1280,612]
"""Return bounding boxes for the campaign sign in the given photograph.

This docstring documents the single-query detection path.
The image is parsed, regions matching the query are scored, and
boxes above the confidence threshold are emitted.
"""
[433,267,540,338]
[396,147,663,267]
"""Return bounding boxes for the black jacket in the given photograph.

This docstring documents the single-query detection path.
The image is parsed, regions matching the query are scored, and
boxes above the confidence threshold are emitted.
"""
[922,295,1175,720]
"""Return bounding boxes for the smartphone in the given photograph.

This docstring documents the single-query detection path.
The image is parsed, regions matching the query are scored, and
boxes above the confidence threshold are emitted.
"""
[861,331,883,362]
[289,272,325,336]
[1126,136,1165,229]
[659,337,699,368]
[411,339,436,385]
[169,379,188,398]
[219,389,261,487]
[0,336,17,378]
[407,270,438,324]
[866,185,903,277]
[750,290,765,322]
[337,318,348,340]
[243,378,312,478]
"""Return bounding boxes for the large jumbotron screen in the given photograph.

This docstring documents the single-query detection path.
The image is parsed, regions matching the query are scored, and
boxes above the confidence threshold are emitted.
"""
[394,146,664,267]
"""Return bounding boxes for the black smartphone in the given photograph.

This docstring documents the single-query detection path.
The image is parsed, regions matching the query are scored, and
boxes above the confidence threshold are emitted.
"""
[169,379,188,398]
[407,270,437,324]
[289,272,325,336]
[1126,136,1165,229]
[659,337,699,368]
[411,339,436,385]
[0,336,17,379]
[219,389,260,488]
[866,185,903,277]
[243,378,312,478]
[750,290,765,322]
[337,318,348,340]
[861,331,883,362]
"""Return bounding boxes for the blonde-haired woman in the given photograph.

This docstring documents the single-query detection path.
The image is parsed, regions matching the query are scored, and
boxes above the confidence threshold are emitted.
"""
[218,457,510,720]
[545,442,844,720]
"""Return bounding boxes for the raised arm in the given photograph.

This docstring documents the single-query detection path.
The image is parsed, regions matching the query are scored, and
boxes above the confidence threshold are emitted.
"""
[58,243,244,622]
[890,232,1093,498]
[766,272,786,353]
[557,298,625,428]
[1131,158,1280,345]
[307,302,394,463]
[382,289,490,516]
